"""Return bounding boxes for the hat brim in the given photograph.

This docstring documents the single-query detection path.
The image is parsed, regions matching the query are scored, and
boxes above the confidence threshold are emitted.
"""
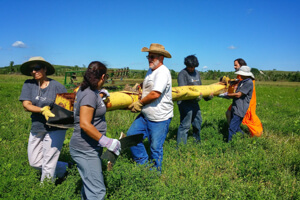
[20,60,55,76]
[235,71,255,79]
[141,47,172,58]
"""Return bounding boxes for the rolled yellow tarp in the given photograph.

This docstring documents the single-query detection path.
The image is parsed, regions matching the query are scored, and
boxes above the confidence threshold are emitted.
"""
[106,91,140,111]
[49,79,229,128]
[171,83,226,101]
[105,82,227,111]
[55,78,231,112]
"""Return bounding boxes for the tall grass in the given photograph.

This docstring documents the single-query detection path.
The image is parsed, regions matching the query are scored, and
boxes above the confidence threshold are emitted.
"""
[0,75,299,199]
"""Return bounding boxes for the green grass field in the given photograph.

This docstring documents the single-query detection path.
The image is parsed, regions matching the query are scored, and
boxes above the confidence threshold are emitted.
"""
[0,75,299,199]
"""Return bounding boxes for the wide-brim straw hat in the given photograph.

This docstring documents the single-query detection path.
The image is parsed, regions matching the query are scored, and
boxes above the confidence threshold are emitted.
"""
[141,43,172,58]
[20,56,55,76]
[235,66,255,79]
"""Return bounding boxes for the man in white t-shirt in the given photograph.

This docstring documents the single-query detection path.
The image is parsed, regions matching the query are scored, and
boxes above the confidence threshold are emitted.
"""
[127,43,173,172]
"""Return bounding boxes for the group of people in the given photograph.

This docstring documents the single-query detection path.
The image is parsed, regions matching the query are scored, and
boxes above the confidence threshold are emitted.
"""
[19,43,262,199]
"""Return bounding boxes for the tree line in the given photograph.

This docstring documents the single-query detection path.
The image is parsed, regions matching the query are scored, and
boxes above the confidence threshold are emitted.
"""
[0,62,299,82]
[199,69,300,82]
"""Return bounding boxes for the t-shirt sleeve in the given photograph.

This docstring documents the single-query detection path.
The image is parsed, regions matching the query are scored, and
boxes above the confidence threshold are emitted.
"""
[152,69,169,93]
[19,80,32,101]
[57,84,67,93]
[53,80,67,93]
[80,91,98,109]
[177,71,187,86]
[197,71,202,85]
[239,80,253,95]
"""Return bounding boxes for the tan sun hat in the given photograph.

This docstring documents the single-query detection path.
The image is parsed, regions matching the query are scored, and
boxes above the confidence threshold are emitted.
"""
[20,56,55,76]
[235,66,255,79]
[141,43,172,58]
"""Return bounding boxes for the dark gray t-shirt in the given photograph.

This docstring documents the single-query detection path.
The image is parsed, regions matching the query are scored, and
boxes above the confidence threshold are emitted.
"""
[70,87,107,151]
[177,68,202,104]
[19,79,67,132]
[232,78,253,118]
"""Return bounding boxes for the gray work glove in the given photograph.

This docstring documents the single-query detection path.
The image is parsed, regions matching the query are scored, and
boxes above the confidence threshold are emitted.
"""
[218,92,230,99]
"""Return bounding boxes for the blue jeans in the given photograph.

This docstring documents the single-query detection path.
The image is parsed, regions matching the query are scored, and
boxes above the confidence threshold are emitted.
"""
[126,114,172,172]
[70,147,105,200]
[228,113,244,142]
[177,101,202,145]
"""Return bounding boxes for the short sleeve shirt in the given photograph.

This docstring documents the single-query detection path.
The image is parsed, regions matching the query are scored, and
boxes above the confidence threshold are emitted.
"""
[177,68,202,104]
[19,79,67,132]
[232,78,253,118]
[141,65,173,122]
[70,87,107,151]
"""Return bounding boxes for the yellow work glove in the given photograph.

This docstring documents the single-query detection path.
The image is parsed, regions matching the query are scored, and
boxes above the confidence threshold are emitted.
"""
[41,106,55,121]
[128,101,143,113]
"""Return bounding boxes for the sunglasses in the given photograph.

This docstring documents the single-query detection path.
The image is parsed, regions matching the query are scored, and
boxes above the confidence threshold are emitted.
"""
[30,65,43,72]
[146,55,160,60]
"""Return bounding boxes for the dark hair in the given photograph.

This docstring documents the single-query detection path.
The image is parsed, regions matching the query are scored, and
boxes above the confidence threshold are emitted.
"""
[184,55,199,68]
[80,61,107,91]
[234,58,247,66]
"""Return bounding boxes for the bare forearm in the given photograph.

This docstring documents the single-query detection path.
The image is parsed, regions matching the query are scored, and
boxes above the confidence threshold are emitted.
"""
[140,91,161,105]
[80,122,103,141]
[22,101,42,113]
[79,105,103,141]
[228,91,243,98]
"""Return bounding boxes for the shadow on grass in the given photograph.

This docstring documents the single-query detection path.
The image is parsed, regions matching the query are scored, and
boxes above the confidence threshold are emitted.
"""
[166,126,178,142]
[216,119,229,142]
[167,119,230,143]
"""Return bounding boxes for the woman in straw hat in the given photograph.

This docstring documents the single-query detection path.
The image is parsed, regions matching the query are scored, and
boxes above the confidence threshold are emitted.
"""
[19,56,69,182]
[218,65,254,142]
[69,61,120,199]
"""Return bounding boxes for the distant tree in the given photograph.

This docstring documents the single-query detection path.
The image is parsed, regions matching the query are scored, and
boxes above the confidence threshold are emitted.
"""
[10,61,14,73]
[251,68,260,77]
[170,69,177,79]
[288,71,300,82]
[141,70,147,78]
[110,71,115,78]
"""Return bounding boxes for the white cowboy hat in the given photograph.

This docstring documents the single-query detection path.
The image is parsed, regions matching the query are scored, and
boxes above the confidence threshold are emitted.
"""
[141,43,172,58]
[20,56,55,76]
[235,66,255,79]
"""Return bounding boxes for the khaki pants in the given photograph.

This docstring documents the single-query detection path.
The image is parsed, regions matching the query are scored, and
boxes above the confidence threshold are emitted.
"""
[28,130,67,182]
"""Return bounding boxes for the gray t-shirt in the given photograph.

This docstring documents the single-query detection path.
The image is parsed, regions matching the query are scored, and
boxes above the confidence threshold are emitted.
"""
[177,68,202,104]
[19,79,67,132]
[70,87,107,151]
[232,78,253,118]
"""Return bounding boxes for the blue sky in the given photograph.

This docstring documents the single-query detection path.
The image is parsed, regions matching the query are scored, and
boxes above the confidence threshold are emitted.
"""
[1,0,299,72]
